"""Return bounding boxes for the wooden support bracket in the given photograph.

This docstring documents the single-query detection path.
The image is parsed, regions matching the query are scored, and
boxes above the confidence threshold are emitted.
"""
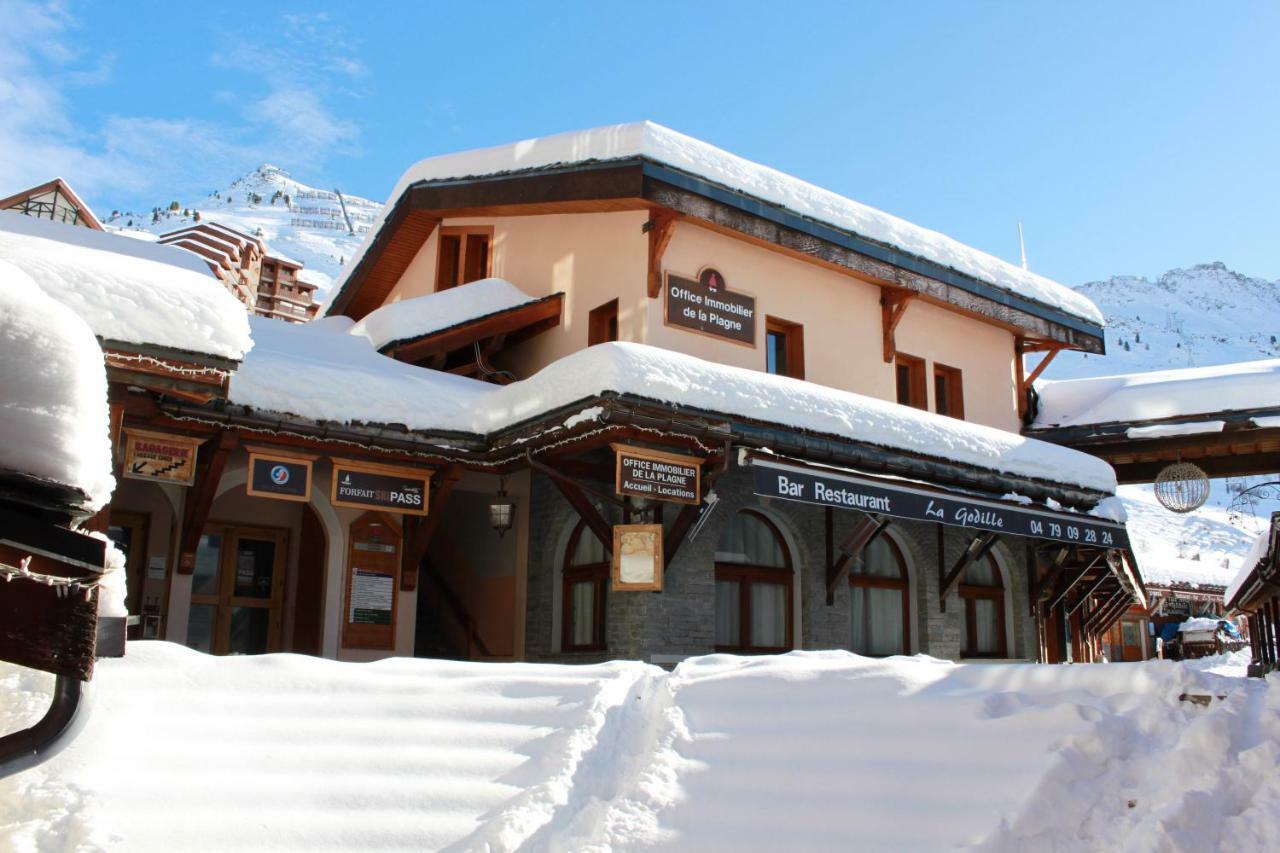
[1029,545,1071,615]
[939,530,999,611]
[663,441,731,572]
[401,463,463,591]
[1016,339,1067,419]
[1045,553,1103,613]
[645,209,678,298]
[881,289,915,363]
[826,514,890,605]
[1067,571,1114,618]
[178,431,238,573]
[552,477,614,554]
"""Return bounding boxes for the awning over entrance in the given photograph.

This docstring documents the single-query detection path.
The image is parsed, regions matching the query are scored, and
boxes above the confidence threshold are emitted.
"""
[748,455,1130,550]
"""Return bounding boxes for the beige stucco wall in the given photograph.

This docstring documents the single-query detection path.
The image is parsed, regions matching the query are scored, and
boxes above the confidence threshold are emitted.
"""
[379,210,1020,431]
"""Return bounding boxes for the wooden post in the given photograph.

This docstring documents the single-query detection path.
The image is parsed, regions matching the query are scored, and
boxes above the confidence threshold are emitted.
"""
[880,289,915,363]
[552,478,613,553]
[939,531,999,610]
[400,463,463,591]
[177,431,238,573]
[826,514,889,605]
[645,210,678,298]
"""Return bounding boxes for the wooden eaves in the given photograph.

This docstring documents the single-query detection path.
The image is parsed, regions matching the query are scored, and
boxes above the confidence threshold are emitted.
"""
[382,293,565,368]
[1026,408,1280,483]
[324,160,1106,359]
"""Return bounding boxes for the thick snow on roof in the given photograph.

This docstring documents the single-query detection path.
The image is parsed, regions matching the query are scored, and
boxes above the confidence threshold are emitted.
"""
[350,278,542,350]
[1225,527,1272,605]
[2,643,1271,850]
[0,260,114,508]
[336,122,1103,326]
[0,211,252,361]
[230,316,490,431]
[1034,358,1280,429]
[231,320,1117,493]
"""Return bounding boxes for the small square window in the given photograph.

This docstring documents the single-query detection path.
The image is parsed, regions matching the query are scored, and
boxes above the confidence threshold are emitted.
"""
[933,363,965,419]
[895,353,927,409]
[765,317,804,379]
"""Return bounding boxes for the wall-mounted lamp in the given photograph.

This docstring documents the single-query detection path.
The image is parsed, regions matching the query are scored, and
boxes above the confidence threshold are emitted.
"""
[489,477,515,537]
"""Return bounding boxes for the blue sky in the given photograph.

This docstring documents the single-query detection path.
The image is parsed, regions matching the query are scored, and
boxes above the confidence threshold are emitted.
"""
[2,0,1277,286]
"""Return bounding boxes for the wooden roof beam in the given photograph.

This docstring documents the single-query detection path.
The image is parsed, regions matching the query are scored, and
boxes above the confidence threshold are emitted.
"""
[881,289,915,363]
[645,209,678,298]
[826,514,891,604]
[940,531,1000,610]
[177,432,237,573]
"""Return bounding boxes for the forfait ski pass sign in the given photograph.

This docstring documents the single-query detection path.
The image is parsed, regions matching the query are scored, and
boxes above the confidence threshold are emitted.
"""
[330,460,431,516]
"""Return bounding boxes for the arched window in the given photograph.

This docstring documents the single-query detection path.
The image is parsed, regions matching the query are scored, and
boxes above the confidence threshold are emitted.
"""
[563,520,607,651]
[960,555,1007,658]
[714,510,793,652]
[849,534,910,656]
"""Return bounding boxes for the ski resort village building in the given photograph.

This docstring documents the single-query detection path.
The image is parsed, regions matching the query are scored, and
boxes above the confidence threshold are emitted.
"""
[1,123,1153,667]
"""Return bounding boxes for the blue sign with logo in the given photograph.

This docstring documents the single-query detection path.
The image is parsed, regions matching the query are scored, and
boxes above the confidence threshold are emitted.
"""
[248,454,311,501]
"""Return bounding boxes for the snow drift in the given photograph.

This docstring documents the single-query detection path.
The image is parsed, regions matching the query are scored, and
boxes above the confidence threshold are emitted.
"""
[1,645,1275,852]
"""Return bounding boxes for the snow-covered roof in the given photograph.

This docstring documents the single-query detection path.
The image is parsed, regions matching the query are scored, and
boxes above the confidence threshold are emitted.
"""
[230,321,1117,493]
[1225,526,1272,606]
[336,121,1103,326]
[1033,358,1280,429]
[0,259,114,509]
[350,278,543,350]
[0,211,252,361]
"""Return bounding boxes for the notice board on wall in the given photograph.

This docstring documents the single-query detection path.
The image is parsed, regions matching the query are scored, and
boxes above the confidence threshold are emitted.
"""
[342,512,402,650]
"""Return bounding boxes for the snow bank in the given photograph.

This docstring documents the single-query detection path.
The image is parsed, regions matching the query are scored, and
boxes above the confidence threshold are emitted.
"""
[229,328,1118,493]
[3,644,1276,851]
[350,277,542,350]
[0,211,252,361]
[1119,485,1245,590]
[0,260,114,508]
[1034,358,1280,429]
[336,122,1103,326]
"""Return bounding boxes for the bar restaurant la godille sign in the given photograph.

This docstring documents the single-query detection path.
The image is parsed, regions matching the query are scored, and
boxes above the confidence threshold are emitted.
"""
[753,458,1131,550]
[664,268,756,346]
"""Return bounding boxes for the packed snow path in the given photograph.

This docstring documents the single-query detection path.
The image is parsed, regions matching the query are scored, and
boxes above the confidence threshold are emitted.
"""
[1,645,1276,852]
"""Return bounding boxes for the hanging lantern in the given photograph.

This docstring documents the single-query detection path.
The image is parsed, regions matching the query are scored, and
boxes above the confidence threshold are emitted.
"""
[1153,462,1210,513]
[489,478,515,537]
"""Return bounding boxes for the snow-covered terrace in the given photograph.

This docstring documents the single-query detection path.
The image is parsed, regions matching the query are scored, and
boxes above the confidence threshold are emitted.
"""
[330,121,1103,330]
[0,212,252,363]
[225,280,1118,498]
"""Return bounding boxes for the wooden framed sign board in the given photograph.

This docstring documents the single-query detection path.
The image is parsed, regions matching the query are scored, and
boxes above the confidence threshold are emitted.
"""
[121,428,204,486]
[664,268,757,347]
[612,523,664,592]
[331,458,431,516]
[342,512,401,650]
[613,444,703,505]
[245,448,314,502]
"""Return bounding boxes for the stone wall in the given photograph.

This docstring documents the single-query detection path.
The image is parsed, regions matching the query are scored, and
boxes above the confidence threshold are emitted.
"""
[524,461,1038,664]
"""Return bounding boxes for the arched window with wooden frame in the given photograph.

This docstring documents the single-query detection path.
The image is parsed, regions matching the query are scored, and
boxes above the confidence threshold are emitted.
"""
[562,520,608,652]
[714,510,793,653]
[849,534,910,656]
[960,554,1007,658]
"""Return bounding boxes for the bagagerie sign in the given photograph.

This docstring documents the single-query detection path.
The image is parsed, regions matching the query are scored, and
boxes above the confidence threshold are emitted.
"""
[331,459,431,516]
[752,459,1130,550]
[122,428,203,486]
[664,268,756,346]
[614,444,702,505]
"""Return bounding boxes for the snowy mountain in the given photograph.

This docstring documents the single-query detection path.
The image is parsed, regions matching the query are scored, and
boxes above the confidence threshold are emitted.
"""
[102,165,379,295]
[1045,262,1280,588]
[1048,263,1280,380]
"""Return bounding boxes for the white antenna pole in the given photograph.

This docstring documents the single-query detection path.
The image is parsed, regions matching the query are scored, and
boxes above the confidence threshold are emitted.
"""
[1017,221,1028,270]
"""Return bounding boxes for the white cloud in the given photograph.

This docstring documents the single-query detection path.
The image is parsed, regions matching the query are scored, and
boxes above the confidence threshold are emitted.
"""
[0,1,364,209]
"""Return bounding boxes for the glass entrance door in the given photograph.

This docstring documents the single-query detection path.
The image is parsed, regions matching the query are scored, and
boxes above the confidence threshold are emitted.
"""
[188,525,288,655]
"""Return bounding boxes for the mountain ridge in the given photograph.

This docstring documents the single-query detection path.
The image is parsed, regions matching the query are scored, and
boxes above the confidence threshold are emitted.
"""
[102,164,378,294]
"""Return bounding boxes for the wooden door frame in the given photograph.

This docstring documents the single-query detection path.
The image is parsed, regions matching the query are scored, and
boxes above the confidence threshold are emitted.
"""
[189,521,289,654]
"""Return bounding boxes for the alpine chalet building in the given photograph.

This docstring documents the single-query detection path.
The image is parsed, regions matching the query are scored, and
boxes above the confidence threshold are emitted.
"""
[3,123,1144,666]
